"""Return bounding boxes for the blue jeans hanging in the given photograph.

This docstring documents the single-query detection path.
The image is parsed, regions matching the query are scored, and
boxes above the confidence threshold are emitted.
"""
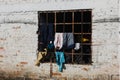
[55,52,65,72]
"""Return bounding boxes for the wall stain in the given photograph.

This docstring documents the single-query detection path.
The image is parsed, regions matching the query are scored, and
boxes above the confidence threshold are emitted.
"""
[93,18,119,23]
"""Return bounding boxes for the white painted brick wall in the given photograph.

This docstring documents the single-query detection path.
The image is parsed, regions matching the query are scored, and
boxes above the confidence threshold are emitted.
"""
[0,0,119,79]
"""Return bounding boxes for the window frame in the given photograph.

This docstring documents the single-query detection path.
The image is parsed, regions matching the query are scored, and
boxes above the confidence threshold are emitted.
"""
[37,9,92,65]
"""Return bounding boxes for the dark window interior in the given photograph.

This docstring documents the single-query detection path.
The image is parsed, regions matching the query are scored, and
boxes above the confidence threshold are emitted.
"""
[38,10,92,64]
[56,24,64,32]
[65,12,72,23]
[74,24,82,33]
[83,11,91,22]
[74,12,81,22]
[83,24,91,33]
[64,24,72,32]
[48,13,55,23]
[39,13,47,23]
[56,12,64,23]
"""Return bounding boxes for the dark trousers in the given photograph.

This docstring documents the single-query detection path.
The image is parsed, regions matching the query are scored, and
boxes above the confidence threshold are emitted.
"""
[38,23,54,51]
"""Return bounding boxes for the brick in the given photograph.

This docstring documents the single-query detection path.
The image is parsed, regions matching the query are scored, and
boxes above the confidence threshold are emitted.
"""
[0,38,6,41]
[0,47,4,50]
[20,62,28,64]
[52,72,61,76]
[12,26,21,29]
[0,47,5,51]
[0,55,3,57]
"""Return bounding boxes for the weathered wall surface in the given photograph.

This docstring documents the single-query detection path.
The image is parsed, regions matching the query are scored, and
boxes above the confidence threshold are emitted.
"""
[0,0,119,80]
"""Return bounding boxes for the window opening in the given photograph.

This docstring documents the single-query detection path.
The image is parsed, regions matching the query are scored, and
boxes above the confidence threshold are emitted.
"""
[65,12,72,23]
[56,12,64,23]
[64,24,72,32]
[37,9,92,65]
[74,11,82,22]
[74,24,82,33]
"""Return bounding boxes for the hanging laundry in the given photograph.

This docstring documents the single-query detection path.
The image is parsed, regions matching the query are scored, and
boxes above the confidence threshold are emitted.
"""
[37,23,54,50]
[54,33,63,50]
[39,24,47,48]
[55,51,65,72]
[35,23,54,66]
[74,35,81,50]
[47,41,54,50]
[63,33,74,49]
[47,24,54,50]
[47,23,54,44]
[82,38,89,42]
[54,33,65,72]
[74,43,80,50]
[35,48,47,66]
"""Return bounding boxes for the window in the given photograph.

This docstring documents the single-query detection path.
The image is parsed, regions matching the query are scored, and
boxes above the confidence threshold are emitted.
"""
[37,9,92,64]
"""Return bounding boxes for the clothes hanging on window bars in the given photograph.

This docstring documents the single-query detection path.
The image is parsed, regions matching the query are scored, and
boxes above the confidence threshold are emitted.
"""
[54,33,63,50]
[37,23,54,51]
[55,51,65,72]
[63,33,74,49]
